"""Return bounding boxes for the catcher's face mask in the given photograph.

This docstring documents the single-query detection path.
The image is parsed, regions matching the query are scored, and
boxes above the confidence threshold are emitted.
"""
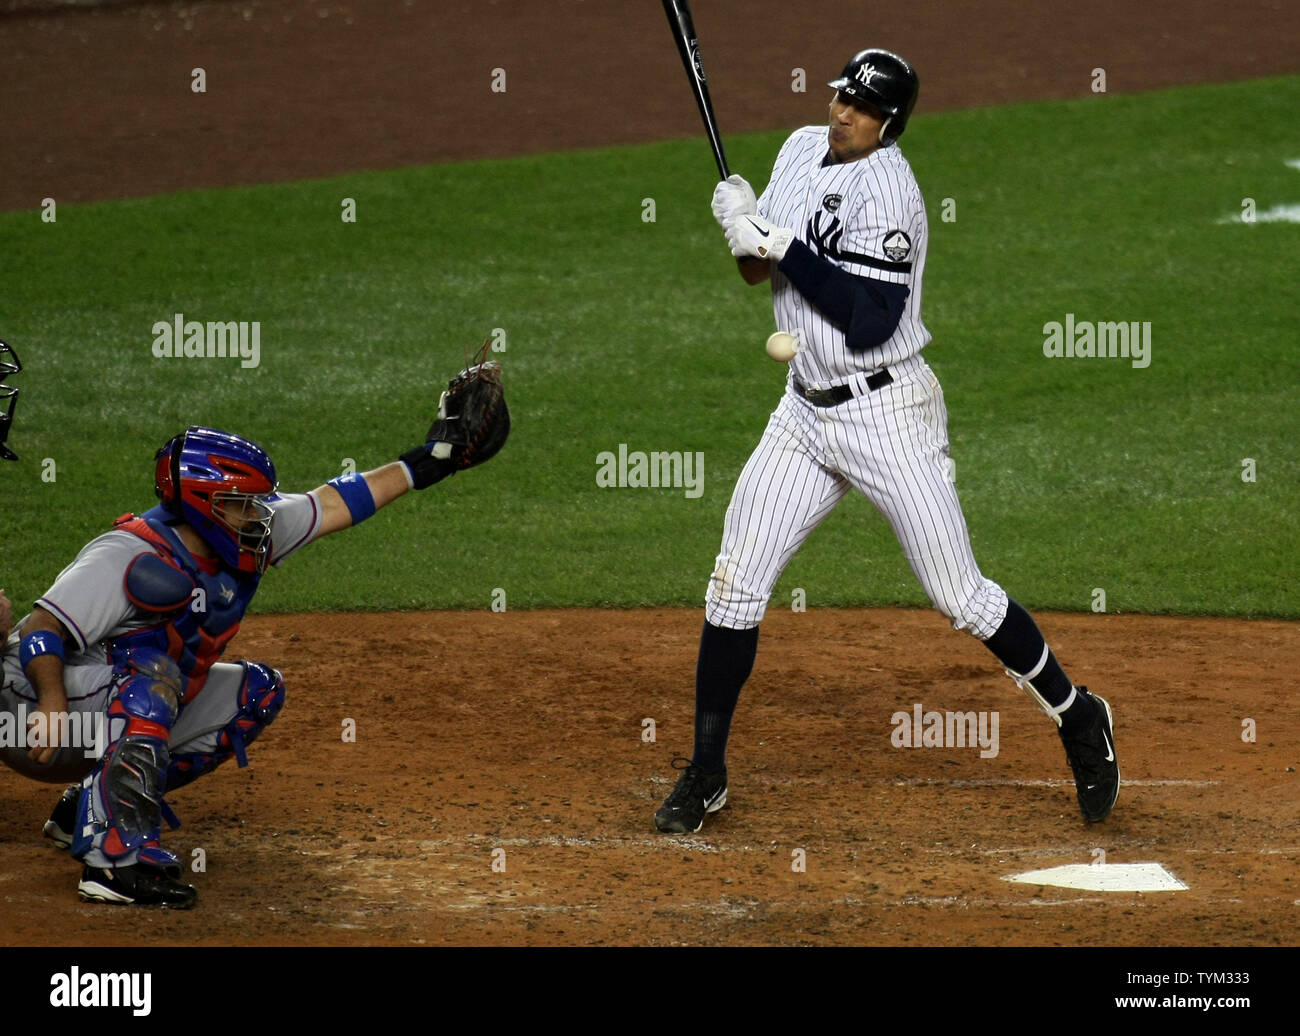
[0,341,20,462]
[154,426,279,573]
[211,490,277,565]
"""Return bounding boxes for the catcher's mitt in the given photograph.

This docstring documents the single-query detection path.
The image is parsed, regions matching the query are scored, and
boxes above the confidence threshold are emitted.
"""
[401,344,510,489]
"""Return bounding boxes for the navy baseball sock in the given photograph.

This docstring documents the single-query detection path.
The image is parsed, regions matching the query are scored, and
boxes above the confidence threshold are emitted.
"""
[692,621,759,772]
[983,598,1093,731]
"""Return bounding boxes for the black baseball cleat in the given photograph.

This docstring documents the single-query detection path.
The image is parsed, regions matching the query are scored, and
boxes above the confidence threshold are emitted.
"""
[42,784,80,851]
[1058,688,1119,823]
[654,757,728,834]
[77,862,198,909]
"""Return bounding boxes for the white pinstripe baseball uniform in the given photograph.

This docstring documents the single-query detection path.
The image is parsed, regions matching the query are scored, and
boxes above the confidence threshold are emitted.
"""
[705,126,1008,639]
[654,50,1119,837]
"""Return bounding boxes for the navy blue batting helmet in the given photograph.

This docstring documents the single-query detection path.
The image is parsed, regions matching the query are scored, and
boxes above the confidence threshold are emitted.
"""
[828,49,920,144]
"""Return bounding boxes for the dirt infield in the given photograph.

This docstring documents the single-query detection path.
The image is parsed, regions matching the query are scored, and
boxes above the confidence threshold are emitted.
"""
[2,608,1296,946]
[2,1,1297,947]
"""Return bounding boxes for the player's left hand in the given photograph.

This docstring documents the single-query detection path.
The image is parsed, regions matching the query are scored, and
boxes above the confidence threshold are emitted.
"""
[711,174,756,229]
[400,345,510,490]
[725,214,794,262]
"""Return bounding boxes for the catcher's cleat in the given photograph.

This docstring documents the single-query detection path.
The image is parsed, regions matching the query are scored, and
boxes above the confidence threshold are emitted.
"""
[1058,688,1119,823]
[42,783,80,851]
[654,757,728,834]
[77,862,197,909]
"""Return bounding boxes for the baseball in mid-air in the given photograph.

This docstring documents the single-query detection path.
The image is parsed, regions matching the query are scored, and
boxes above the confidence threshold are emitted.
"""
[765,331,798,363]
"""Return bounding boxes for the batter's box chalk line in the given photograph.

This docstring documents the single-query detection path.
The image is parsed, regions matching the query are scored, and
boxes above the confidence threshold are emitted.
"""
[888,777,1216,788]
[1003,862,1187,892]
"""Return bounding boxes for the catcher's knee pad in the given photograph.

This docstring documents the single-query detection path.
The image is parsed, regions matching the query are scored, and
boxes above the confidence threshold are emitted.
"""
[167,661,284,791]
[71,653,181,866]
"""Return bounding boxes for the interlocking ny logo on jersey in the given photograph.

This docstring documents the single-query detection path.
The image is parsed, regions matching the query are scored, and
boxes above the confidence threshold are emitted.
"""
[855,62,882,87]
[807,211,845,258]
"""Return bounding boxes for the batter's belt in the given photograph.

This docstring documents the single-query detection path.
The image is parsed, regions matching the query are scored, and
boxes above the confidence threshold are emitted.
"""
[792,368,893,407]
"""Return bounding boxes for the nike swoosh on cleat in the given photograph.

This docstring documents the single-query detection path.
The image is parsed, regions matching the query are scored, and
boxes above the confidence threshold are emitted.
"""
[703,788,725,808]
[1102,732,1114,762]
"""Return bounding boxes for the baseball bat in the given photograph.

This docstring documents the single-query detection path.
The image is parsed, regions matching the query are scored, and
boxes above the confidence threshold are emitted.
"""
[661,0,731,179]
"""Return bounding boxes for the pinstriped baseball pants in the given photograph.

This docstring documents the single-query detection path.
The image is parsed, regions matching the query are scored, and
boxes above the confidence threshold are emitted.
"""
[705,355,1009,637]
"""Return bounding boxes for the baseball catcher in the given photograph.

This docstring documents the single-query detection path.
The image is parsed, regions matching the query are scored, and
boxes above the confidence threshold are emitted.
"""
[0,354,508,907]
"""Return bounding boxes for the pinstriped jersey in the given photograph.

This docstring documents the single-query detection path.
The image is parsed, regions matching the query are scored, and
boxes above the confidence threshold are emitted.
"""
[756,126,931,384]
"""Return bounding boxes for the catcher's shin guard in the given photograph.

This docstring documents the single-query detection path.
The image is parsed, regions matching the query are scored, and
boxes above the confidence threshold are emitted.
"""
[167,661,285,790]
[71,650,181,868]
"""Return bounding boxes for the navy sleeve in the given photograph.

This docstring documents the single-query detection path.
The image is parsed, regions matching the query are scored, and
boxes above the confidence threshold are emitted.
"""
[777,239,910,353]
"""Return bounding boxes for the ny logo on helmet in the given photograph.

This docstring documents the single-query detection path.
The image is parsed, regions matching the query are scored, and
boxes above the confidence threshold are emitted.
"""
[855,63,882,87]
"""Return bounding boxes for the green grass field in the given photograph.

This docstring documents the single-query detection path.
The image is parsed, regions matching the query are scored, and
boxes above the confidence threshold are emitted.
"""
[3,76,1297,618]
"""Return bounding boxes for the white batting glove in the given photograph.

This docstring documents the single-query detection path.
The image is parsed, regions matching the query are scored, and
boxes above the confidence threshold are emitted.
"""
[711,174,756,229]
[725,214,794,262]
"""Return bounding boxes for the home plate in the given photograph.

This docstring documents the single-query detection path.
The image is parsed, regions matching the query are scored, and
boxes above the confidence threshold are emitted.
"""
[1003,863,1187,892]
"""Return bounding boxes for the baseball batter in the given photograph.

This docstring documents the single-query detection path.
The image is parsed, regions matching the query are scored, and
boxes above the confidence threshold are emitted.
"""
[1,364,507,907]
[654,49,1119,833]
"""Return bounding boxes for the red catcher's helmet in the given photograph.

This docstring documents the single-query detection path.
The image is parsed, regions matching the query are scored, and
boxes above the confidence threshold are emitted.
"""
[153,427,278,573]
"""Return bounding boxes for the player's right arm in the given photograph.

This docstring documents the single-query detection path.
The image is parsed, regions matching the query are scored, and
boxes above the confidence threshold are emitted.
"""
[17,606,72,765]
[775,242,908,349]
[20,531,148,763]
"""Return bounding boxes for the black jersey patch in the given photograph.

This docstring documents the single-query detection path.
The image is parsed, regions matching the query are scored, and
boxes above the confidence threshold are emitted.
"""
[882,229,912,262]
[822,193,843,212]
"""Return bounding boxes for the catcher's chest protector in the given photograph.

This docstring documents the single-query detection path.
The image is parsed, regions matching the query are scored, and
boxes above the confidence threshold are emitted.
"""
[109,512,261,705]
